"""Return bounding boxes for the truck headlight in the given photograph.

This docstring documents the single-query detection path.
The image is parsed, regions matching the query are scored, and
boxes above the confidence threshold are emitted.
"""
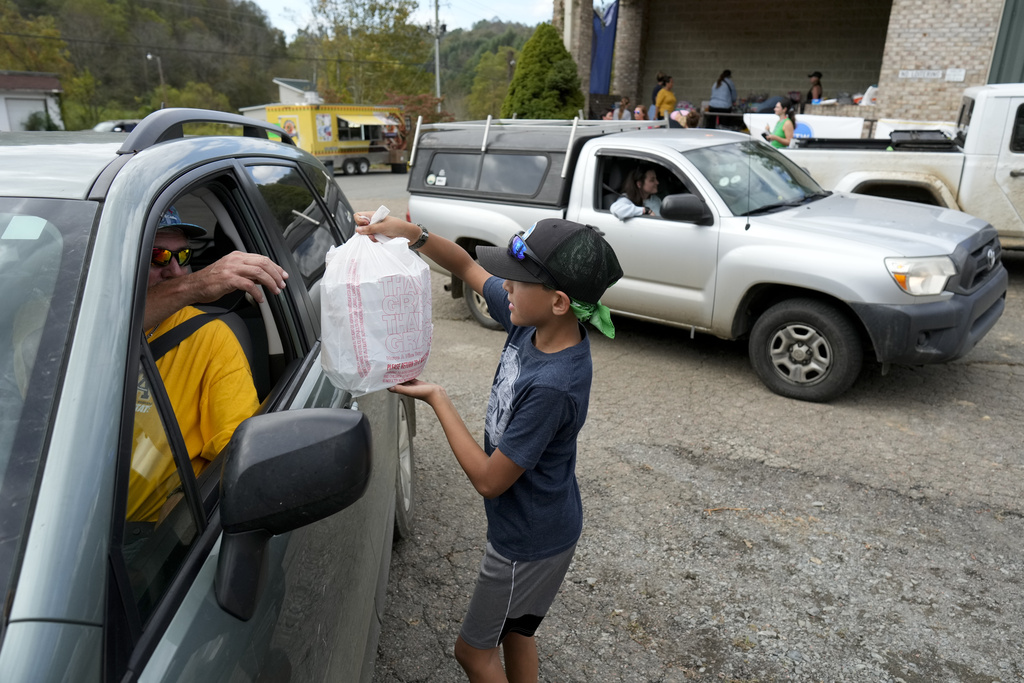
[884,256,956,295]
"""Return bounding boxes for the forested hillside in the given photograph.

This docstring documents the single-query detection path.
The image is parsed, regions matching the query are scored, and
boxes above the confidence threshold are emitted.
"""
[1,0,536,128]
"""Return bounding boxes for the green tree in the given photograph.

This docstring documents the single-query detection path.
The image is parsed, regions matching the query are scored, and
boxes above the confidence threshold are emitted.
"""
[312,0,432,103]
[140,81,233,113]
[467,47,518,119]
[0,0,73,72]
[501,23,583,119]
[439,21,533,118]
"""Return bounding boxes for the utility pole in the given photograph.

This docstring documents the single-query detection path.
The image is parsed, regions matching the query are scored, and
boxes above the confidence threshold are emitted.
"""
[429,0,445,113]
[147,53,166,108]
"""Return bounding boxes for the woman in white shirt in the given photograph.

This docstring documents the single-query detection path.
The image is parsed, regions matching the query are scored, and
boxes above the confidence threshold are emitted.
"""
[610,165,661,219]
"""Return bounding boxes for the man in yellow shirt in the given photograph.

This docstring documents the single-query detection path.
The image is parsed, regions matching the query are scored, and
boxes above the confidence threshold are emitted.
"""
[127,207,289,521]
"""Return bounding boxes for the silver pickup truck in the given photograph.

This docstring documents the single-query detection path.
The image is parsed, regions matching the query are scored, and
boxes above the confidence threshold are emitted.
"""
[407,119,1007,402]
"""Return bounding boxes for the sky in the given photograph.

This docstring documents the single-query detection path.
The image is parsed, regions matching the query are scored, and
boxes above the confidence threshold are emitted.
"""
[251,0,552,41]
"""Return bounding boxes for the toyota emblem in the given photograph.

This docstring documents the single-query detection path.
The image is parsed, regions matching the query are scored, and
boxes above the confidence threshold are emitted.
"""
[986,248,996,270]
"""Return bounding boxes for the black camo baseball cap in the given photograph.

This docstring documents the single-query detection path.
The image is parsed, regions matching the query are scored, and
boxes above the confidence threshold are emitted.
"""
[475,218,623,304]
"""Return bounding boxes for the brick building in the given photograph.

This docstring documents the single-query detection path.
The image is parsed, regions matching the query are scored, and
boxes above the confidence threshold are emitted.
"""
[554,0,1024,122]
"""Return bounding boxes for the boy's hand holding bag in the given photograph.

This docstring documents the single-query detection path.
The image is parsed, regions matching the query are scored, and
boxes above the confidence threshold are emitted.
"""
[321,229,433,397]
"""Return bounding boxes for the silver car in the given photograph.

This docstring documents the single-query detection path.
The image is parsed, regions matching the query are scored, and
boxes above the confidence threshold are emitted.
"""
[0,109,415,681]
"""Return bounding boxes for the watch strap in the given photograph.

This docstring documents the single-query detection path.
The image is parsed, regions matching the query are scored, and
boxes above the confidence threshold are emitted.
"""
[409,224,429,250]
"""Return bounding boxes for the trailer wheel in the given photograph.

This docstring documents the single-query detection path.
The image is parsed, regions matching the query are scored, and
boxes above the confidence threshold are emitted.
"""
[357,158,370,174]
[343,159,357,175]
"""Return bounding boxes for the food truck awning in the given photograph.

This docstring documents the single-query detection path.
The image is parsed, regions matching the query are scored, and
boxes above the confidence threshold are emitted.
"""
[338,113,401,127]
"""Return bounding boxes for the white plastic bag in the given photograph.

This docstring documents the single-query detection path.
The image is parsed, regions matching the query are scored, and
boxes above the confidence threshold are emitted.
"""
[321,234,433,396]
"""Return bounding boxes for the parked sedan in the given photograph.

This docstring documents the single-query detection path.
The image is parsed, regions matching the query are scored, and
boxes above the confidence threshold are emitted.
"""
[0,109,415,681]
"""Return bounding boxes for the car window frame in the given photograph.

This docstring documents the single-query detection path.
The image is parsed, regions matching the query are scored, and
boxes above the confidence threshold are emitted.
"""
[1010,103,1024,153]
[107,157,336,680]
[239,159,345,338]
[594,148,708,213]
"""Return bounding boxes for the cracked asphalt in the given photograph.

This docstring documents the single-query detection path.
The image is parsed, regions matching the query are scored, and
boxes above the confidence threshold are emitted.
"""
[340,175,1024,682]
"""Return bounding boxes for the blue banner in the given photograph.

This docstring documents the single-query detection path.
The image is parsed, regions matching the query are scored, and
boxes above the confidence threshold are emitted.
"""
[590,1,618,94]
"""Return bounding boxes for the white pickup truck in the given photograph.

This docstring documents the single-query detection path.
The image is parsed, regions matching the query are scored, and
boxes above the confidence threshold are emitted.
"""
[406,118,1007,401]
[782,84,1024,249]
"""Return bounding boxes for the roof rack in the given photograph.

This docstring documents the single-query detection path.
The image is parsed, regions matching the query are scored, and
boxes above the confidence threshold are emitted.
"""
[117,108,295,155]
[410,115,668,178]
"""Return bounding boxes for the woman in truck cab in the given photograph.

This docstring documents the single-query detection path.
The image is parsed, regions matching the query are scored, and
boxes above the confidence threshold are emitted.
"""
[611,164,661,220]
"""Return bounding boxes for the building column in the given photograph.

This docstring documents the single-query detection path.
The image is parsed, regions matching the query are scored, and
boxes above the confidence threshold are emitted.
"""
[612,0,648,111]
[556,0,594,115]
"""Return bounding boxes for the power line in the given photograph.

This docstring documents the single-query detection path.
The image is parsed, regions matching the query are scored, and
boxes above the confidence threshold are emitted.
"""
[0,31,430,67]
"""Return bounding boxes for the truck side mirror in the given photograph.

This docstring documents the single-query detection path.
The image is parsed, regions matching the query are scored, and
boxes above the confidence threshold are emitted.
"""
[661,194,713,225]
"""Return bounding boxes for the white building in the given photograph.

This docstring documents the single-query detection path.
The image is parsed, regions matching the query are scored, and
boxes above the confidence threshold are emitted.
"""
[0,71,63,131]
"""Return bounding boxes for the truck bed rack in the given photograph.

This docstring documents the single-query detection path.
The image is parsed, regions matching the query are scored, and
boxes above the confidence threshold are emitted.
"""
[792,129,959,152]
[410,115,666,178]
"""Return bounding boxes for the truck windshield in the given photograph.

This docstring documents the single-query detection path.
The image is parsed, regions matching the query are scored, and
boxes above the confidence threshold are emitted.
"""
[0,198,94,618]
[684,141,826,215]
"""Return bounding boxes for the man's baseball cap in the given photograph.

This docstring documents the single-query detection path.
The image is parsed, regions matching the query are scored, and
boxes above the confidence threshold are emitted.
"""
[808,71,823,79]
[158,206,207,238]
[475,218,623,304]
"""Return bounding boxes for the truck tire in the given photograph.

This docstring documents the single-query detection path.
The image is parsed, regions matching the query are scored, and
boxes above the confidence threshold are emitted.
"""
[465,266,503,331]
[343,158,357,175]
[749,298,863,402]
[393,397,415,540]
[357,158,370,174]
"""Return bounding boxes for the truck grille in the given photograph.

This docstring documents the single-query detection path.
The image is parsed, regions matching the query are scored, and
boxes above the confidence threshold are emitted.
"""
[950,230,1002,293]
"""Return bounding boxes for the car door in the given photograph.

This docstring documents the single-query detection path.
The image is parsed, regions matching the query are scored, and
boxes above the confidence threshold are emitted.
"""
[109,159,397,683]
[240,159,398,682]
[995,99,1024,226]
[573,150,721,329]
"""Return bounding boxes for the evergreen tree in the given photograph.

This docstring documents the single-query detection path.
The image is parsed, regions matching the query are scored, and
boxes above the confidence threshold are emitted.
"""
[500,23,583,119]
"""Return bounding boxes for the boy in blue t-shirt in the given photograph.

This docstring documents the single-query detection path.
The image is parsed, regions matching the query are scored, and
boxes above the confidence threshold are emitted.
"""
[355,214,622,682]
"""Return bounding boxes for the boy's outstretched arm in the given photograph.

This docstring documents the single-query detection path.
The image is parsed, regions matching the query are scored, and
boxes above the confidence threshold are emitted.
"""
[354,214,491,297]
[390,380,524,499]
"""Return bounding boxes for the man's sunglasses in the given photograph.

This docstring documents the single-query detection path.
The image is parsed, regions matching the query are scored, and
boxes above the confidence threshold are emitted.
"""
[151,247,192,267]
[507,234,560,290]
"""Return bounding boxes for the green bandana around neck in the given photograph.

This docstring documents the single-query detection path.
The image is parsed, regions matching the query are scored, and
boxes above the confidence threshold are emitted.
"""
[570,298,615,338]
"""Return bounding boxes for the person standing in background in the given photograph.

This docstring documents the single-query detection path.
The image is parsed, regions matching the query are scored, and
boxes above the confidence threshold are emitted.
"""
[708,69,737,129]
[807,71,823,103]
[614,96,632,120]
[763,97,796,148]
[655,76,676,120]
[648,72,666,120]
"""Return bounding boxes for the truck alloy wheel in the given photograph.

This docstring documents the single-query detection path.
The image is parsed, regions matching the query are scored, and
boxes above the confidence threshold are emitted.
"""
[358,159,370,174]
[464,258,503,330]
[343,159,357,175]
[466,287,503,330]
[749,298,862,402]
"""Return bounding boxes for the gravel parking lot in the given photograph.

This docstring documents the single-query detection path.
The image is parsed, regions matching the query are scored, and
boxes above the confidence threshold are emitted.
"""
[342,175,1024,682]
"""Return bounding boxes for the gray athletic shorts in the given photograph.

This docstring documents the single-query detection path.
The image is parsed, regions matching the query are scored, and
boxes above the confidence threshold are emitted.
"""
[459,541,577,650]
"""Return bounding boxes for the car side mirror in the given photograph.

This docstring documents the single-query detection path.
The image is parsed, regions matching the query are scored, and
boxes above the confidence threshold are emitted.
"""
[215,408,372,620]
[660,194,713,225]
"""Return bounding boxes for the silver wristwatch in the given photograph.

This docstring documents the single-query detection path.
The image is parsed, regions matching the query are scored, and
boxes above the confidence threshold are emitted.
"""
[409,224,429,250]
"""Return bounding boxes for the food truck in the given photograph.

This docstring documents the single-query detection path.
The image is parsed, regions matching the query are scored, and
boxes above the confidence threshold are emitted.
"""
[265,103,409,174]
